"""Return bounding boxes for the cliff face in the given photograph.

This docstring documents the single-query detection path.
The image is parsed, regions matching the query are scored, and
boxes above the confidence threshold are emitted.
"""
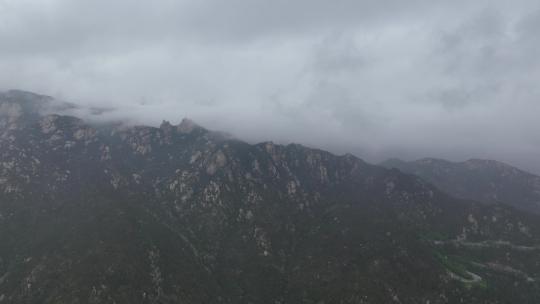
[1,91,539,303]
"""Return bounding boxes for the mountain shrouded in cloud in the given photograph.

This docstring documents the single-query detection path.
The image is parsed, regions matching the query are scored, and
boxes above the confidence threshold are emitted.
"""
[3,2,540,303]
[1,90,540,303]
[1,0,540,173]
[381,158,540,214]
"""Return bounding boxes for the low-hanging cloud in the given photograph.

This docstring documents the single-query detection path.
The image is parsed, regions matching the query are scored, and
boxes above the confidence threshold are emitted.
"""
[1,0,540,174]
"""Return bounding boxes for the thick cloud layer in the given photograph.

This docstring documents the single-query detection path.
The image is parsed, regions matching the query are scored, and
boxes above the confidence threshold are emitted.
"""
[1,0,540,173]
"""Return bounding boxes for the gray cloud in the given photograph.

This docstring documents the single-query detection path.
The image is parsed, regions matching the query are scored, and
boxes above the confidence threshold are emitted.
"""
[1,0,540,174]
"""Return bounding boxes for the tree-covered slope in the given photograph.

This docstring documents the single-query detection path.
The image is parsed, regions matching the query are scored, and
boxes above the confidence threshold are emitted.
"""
[1,91,539,303]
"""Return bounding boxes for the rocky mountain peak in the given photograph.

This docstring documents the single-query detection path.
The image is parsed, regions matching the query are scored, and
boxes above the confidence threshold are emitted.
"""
[0,90,75,123]
[1,90,52,115]
[177,118,203,134]
[159,120,173,130]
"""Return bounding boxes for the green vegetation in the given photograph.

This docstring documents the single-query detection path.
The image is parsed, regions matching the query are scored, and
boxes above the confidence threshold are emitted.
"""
[433,250,488,289]
[434,251,473,280]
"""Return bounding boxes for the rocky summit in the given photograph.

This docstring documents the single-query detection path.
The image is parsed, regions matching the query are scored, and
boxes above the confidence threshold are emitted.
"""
[0,91,539,303]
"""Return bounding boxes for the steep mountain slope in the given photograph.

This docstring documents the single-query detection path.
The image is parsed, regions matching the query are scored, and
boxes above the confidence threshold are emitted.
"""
[381,158,540,214]
[1,91,540,303]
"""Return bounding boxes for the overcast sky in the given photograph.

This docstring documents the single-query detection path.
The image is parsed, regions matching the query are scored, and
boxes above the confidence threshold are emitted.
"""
[1,0,540,173]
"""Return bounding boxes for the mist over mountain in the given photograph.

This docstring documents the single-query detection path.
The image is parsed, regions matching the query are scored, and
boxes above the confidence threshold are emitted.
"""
[1,91,540,303]
[2,0,540,174]
[381,158,540,214]
[2,0,540,303]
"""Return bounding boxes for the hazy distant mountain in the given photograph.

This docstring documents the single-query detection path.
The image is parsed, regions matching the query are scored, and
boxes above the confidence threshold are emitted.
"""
[381,158,540,214]
[1,91,540,303]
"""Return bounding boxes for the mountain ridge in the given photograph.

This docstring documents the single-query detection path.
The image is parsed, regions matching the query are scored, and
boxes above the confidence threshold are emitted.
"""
[1,91,540,303]
[381,157,540,214]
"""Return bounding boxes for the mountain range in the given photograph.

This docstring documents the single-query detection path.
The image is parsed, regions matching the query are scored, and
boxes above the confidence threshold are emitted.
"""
[0,90,539,303]
[381,158,540,214]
